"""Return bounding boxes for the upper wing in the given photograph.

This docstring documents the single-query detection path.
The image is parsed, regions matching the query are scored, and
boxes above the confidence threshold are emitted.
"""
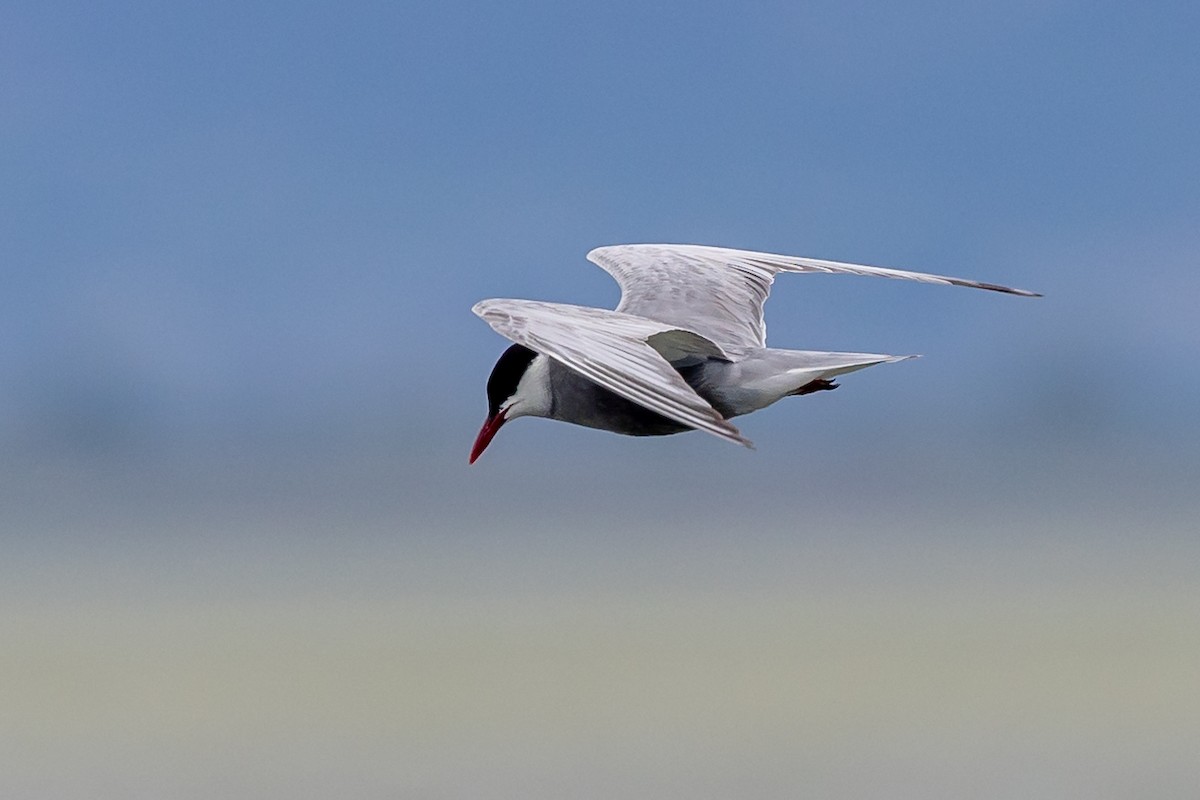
[587,244,1041,348]
[473,298,752,448]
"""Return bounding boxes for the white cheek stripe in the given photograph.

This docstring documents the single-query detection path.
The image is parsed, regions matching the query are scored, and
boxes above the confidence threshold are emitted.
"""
[504,354,552,420]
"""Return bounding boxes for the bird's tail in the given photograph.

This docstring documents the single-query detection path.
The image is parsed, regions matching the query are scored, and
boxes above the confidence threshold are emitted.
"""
[724,348,916,413]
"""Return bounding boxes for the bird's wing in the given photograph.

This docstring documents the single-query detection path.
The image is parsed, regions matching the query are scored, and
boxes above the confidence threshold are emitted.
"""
[587,244,1041,348]
[473,298,752,448]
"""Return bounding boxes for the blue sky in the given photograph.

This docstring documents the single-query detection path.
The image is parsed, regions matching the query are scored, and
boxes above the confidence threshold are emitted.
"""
[3,0,1198,459]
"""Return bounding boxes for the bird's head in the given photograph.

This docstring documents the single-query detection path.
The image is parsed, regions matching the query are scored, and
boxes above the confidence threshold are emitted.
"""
[470,344,548,463]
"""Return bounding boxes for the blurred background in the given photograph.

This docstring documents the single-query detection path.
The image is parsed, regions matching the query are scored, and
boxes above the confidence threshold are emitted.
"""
[3,1,1198,797]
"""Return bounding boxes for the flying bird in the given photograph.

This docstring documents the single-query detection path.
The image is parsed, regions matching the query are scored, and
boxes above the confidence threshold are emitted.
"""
[470,244,1039,463]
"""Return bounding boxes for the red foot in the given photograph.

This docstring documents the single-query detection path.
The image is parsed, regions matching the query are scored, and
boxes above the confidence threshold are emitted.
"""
[790,378,839,396]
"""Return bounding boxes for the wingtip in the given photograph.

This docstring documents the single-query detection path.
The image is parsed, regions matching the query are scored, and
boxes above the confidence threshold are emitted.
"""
[973,281,1043,298]
[714,419,754,450]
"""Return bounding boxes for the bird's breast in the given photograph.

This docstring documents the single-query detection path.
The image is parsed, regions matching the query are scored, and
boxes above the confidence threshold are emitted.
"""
[546,359,693,437]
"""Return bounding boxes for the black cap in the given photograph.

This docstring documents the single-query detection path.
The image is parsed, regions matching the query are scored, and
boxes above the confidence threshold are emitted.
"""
[485,344,537,418]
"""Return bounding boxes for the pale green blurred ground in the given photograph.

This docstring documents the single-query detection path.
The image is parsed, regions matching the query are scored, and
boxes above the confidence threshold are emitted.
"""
[2,444,1197,799]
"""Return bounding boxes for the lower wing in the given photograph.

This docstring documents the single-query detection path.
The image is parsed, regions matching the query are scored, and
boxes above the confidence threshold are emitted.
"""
[473,298,753,448]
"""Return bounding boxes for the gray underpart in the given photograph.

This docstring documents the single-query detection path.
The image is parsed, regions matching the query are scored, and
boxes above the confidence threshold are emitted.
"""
[546,358,692,436]
[545,347,909,437]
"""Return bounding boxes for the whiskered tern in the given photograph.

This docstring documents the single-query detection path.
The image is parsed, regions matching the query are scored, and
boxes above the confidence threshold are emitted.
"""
[470,244,1038,463]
